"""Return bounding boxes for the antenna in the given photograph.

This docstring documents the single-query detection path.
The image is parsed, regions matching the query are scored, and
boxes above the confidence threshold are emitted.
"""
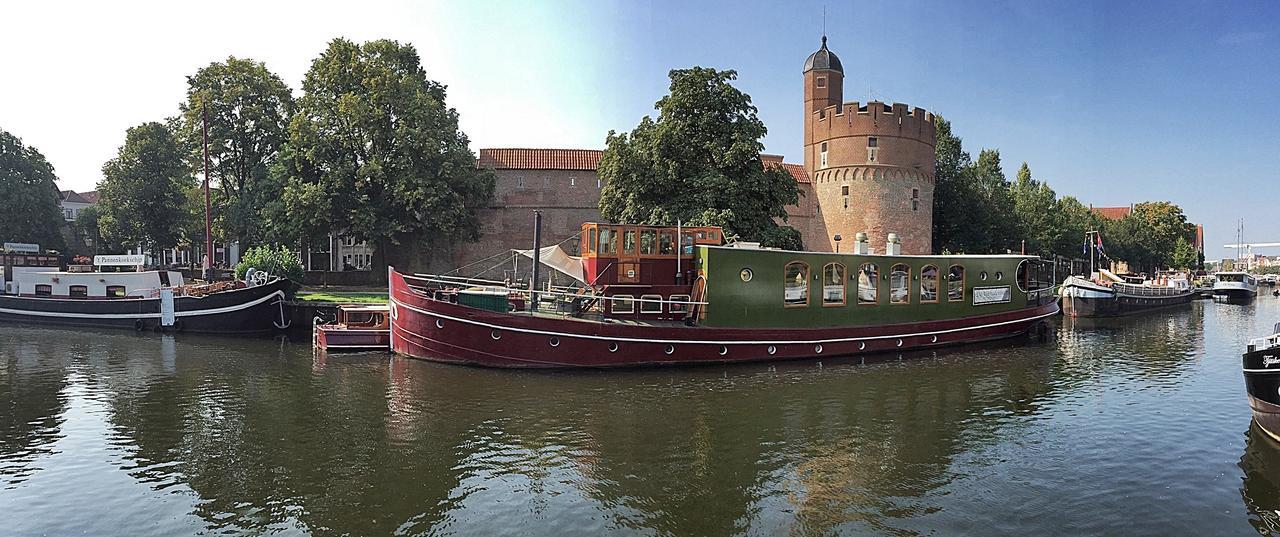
[822,5,826,38]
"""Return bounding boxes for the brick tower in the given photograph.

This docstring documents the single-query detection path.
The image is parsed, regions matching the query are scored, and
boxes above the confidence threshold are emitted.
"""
[803,36,937,254]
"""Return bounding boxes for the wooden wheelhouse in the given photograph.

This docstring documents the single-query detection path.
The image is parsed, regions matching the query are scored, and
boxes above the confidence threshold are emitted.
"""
[578,222,722,321]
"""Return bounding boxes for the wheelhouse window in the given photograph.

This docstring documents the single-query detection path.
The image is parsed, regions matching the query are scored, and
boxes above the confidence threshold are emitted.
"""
[784,261,809,307]
[107,286,126,298]
[890,264,910,304]
[921,265,939,303]
[69,285,88,298]
[669,294,691,314]
[598,227,618,255]
[858,263,878,304]
[658,231,675,255]
[586,227,597,254]
[640,230,657,255]
[948,265,965,302]
[611,295,634,314]
[822,263,846,306]
[35,284,52,297]
[639,294,663,314]
[623,229,637,255]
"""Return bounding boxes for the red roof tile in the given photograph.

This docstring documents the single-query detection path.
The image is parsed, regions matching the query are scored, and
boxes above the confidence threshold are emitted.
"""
[779,163,810,183]
[1090,206,1131,220]
[478,148,602,171]
[81,190,100,204]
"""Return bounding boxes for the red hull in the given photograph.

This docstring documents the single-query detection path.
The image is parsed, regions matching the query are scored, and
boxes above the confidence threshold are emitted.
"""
[314,325,391,351]
[389,271,1059,368]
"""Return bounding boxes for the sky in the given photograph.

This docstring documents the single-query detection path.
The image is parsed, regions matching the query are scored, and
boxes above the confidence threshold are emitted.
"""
[1,0,1276,260]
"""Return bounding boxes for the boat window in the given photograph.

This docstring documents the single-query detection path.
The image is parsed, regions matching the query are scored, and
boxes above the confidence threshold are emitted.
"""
[858,263,879,304]
[640,230,657,255]
[640,294,663,313]
[583,228,594,254]
[980,271,989,281]
[995,271,1004,281]
[1016,260,1029,292]
[107,285,126,298]
[69,285,88,298]
[659,231,675,255]
[948,265,965,302]
[822,263,846,306]
[610,295,634,314]
[890,264,910,304]
[603,227,619,255]
[623,230,637,254]
[784,261,809,307]
[921,265,939,303]
[35,284,52,297]
[669,294,691,314]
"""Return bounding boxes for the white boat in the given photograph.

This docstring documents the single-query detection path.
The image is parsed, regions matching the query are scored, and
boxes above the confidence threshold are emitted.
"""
[1213,271,1258,302]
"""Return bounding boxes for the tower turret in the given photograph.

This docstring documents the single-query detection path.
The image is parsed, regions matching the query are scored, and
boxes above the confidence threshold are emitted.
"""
[803,36,844,156]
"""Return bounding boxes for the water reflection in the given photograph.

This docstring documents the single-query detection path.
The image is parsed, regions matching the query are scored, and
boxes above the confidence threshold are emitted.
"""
[1241,423,1280,535]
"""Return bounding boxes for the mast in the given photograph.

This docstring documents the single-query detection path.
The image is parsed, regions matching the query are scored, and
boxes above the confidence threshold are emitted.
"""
[530,210,542,312]
[676,219,683,284]
[201,105,213,280]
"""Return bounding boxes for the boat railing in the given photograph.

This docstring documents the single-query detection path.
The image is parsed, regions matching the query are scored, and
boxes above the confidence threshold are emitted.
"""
[1249,332,1280,352]
[1113,282,1188,297]
[404,274,710,313]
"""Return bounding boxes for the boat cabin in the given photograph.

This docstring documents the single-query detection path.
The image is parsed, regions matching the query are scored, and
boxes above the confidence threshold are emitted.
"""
[580,222,722,286]
[3,254,184,298]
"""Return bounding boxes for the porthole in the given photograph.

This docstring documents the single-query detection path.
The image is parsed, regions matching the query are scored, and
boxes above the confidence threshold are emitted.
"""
[815,344,823,354]
[931,335,938,343]
[549,337,560,347]
[389,303,398,320]
[995,271,1004,281]
[740,268,754,282]
[896,339,903,347]
[491,330,501,340]
[858,342,866,350]
[608,342,619,353]
[767,345,777,355]
[665,345,675,355]
[980,271,989,281]
[435,319,444,329]
[719,346,728,356]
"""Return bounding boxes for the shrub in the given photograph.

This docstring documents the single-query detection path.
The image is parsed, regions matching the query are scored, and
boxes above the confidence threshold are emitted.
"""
[234,245,304,287]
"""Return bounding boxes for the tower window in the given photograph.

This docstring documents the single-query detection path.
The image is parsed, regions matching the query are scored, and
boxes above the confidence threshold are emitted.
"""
[570,176,576,187]
[912,188,920,211]
[820,142,828,169]
[867,137,878,163]
[516,176,526,190]
[841,185,849,196]
[816,76,827,88]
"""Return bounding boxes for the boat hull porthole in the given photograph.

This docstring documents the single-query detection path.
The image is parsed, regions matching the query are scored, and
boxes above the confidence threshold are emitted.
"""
[815,344,823,354]
[491,330,501,340]
[896,339,903,347]
[931,335,938,343]
[719,346,728,356]
[858,342,866,350]
[549,337,560,347]
[665,345,675,355]
[767,345,777,355]
[435,319,444,329]
[608,342,619,353]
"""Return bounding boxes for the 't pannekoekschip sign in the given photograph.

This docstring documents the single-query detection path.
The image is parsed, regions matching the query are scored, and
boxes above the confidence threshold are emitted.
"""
[94,255,146,266]
[3,243,39,253]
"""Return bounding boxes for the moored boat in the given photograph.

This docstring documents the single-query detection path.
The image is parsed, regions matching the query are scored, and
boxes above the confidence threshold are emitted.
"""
[389,224,1059,368]
[1060,270,1194,317]
[314,304,391,351]
[1213,271,1259,302]
[1244,323,1280,442]
[0,254,291,333]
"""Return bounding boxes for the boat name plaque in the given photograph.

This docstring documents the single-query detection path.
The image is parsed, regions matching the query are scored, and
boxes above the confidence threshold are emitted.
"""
[3,242,39,253]
[972,286,1012,305]
[94,255,146,266]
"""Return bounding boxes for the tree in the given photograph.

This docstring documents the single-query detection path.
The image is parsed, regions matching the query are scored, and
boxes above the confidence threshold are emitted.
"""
[598,67,802,248]
[1010,162,1060,255]
[930,116,974,253]
[178,57,294,248]
[0,128,66,251]
[969,149,1018,253]
[97,122,192,255]
[1170,236,1198,269]
[282,38,494,271]
[73,204,107,254]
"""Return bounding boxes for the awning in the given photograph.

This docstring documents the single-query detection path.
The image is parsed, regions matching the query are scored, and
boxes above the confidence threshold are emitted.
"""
[514,245,585,284]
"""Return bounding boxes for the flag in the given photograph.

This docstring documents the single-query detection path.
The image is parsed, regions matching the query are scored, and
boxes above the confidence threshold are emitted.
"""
[1096,233,1104,253]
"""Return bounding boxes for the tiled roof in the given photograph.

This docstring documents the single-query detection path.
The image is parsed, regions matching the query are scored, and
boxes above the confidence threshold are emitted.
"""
[81,190,100,204]
[478,148,603,171]
[60,190,93,204]
[476,147,810,183]
[1090,206,1131,220]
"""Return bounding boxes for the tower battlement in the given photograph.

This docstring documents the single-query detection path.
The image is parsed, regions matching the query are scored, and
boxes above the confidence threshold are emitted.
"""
[812,101,936,145]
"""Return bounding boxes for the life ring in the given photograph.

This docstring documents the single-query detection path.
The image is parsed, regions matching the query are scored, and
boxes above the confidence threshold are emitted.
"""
[134,319,145,331]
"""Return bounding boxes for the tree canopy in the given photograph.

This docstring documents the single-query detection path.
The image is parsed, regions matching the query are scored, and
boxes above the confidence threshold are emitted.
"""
[0,128,66,251]
[597,67,802,249]
[281,38,494,269]
[178,56,295,247]
[97,122,192,253]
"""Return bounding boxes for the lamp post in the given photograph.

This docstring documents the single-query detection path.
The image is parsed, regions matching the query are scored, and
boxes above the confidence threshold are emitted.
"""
[833,234,842,253]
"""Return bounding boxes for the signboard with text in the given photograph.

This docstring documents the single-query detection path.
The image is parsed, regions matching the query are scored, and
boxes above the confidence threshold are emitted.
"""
[972,286,1012,306]
[94,255,146,266]
[3,243,39,253]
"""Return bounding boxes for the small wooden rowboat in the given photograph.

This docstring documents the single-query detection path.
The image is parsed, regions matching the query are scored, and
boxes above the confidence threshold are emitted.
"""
[314,304,391,351]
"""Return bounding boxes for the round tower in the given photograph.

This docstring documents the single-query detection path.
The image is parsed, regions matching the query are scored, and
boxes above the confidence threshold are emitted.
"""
[803,37,936,255]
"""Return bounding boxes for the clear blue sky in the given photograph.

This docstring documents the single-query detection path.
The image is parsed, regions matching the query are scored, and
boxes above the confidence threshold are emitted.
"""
[2,0,1275,259]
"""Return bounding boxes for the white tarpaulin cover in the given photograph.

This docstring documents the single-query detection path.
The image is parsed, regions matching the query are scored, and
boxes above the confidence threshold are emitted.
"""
[514,246,586,284]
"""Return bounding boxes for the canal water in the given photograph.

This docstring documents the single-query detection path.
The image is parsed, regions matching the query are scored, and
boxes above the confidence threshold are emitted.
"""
[3,296,1280,536]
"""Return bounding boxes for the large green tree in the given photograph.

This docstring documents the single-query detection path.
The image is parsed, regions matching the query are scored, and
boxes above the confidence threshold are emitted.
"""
[178,57,294,247]
[282,38,494,270]
[97,122,192,254]
[930,116,974,253]
[1010,162,1059,255]
[969,148,1018,253]
[597,67,802,249]
[0,128,66,250]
